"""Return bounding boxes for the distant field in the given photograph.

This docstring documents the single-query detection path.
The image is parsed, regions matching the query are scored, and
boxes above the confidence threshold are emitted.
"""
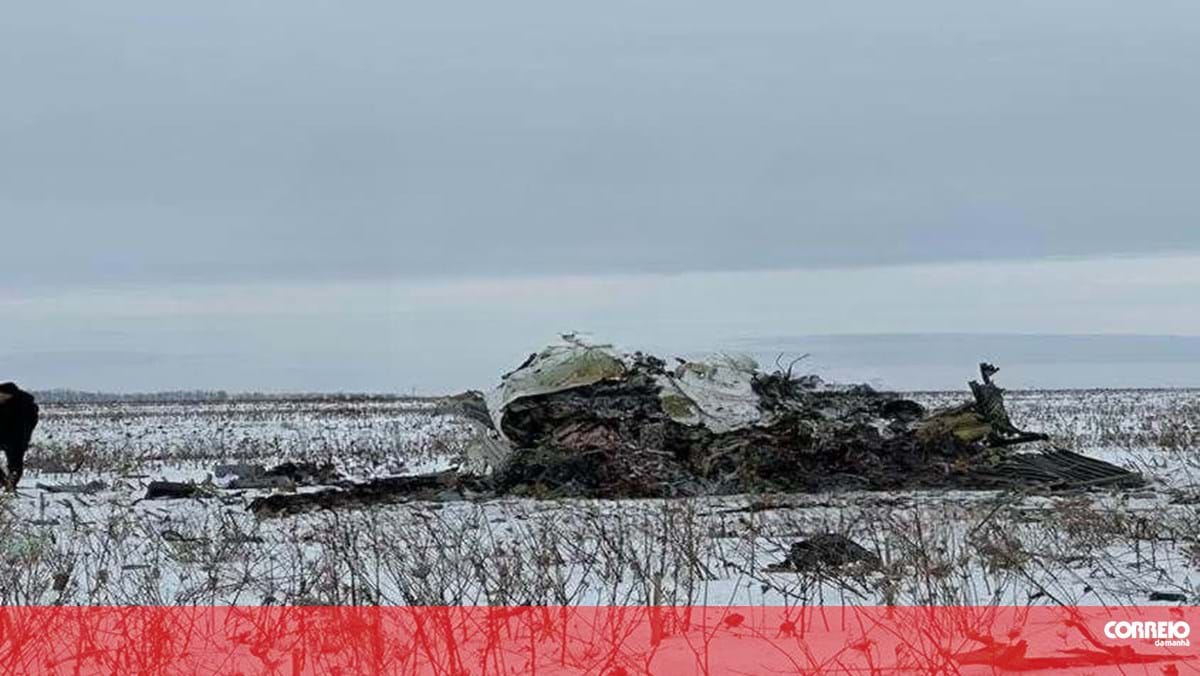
[4,389,1197,606]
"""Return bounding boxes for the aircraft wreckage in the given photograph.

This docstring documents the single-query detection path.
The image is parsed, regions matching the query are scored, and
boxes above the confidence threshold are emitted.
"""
[249,339,1141,516]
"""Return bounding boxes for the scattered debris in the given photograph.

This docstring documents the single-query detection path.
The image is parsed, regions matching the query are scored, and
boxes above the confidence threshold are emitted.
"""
[247,470,482,517]
[970,449,1144,490]
[246,340,1143,514]
[231,475,296,490]
[36,480,107,495]
[215,461,342,490]
[1149,591,1187,603]
[767,534,881,572]
[264,461,341,485]
[144,481,214,500]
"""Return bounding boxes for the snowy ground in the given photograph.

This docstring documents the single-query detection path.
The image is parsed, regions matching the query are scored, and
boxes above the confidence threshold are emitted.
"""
[4,390,1198,607]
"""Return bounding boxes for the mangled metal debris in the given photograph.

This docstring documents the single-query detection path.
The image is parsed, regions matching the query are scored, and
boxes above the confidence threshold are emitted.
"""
[474,340,1140,497]
[247,470,485,517]
[215,461,342,490]
[245,339,1143,516]
[144,480,215,500]
[767,534,881,573]
[36,480,107,495]
[970,448,1142,490]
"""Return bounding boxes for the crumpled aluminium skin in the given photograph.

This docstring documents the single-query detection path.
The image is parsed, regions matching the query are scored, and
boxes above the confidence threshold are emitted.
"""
[475,340,770,474]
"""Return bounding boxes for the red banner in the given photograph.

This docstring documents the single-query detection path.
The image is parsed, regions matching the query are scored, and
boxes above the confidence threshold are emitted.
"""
[0,605,1195,673]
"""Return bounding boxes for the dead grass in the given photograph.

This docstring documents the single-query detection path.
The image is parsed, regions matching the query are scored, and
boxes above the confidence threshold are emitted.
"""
[4,389,1197,607]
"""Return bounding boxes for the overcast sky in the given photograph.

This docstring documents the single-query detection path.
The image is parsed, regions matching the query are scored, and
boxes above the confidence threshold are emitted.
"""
[4,2,1199,390]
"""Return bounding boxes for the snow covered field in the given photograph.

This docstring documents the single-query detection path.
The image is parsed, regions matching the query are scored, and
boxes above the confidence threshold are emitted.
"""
[5,389,1198,607]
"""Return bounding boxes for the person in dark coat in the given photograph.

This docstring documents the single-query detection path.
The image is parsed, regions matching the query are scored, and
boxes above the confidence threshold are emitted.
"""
[0,382,38,490]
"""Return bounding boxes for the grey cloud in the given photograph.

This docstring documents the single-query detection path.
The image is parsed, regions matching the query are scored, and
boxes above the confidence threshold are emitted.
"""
[2,1,1199,288]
